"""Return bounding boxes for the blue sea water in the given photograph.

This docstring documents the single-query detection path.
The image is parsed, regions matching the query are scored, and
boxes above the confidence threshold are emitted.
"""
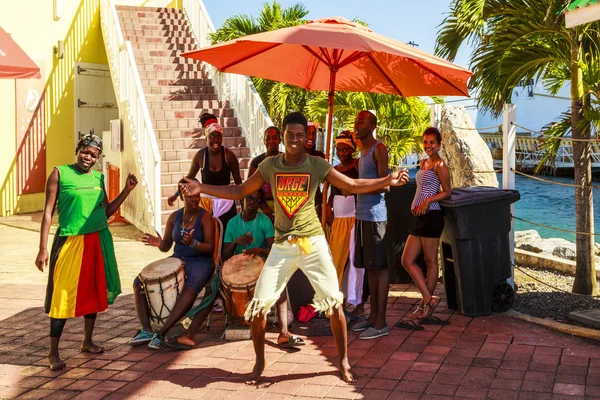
[497,173,600,243]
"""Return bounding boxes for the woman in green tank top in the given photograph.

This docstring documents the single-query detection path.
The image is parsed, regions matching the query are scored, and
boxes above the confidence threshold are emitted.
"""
[35,134,138,371]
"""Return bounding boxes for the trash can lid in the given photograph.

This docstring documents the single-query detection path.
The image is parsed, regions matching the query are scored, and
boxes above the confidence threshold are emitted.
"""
[440,186,520,207]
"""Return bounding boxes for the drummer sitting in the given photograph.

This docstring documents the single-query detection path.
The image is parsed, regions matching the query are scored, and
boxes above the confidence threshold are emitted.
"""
[129,190,215,349]
[165,191,304,349]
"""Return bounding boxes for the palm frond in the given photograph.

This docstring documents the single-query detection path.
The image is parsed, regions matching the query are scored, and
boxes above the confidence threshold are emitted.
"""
[435,0,487,61]
[208,15,261,44]
[280,3,309,24]
[536,111,572,173]
[305,92,431,165]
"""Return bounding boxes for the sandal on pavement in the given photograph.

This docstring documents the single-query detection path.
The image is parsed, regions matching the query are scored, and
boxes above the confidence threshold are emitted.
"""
[161,336,194,351]
[279,335,306,348]
[344,310,364,322]
[408,302,425,320]
[351,319,371,332]
[395,320,425,331]
[359,325,390,340]
[419,296,441,321]
[419,316,450,326]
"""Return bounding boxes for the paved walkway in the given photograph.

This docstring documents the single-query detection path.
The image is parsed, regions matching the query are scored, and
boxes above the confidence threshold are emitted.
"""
[1,215,600,399]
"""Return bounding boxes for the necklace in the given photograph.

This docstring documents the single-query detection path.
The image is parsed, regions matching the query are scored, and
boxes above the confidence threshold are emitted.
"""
[180,210,195,236]
[242,213,258,236]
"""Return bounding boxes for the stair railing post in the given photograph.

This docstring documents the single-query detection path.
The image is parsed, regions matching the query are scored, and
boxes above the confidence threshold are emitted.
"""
[503,103,516,287]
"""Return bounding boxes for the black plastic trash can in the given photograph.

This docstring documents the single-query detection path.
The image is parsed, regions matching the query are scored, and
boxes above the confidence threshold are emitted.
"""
[440,186,520,317]
[386,180,427,283]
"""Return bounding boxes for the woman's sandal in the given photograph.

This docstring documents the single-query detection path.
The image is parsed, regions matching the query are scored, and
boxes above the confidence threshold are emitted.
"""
[419,316,450,326]
[344,310,364,322]
[161,336,194,351]
[279,335,306,348]
[408,301,425,320]
[419,296,441,321]
[395,319,424,331]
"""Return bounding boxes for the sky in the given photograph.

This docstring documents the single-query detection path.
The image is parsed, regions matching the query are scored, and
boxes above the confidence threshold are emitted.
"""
[199,1,574,132]
[202,0,473,71]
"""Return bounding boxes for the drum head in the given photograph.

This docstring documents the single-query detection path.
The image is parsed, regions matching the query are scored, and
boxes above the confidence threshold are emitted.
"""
[140,257,183,280]
[221,254,265,287]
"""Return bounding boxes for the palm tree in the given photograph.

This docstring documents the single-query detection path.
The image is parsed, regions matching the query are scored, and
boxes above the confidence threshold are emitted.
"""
[209,2,308,43]
[209,1,312,126]
[436,0,600,294]
[306,92,430,165]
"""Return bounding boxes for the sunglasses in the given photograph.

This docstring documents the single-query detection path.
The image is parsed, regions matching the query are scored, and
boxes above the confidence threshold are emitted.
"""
[245,195,262,203]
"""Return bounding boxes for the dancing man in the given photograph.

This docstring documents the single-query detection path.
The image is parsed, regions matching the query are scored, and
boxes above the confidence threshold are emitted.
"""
[180,112,409,384]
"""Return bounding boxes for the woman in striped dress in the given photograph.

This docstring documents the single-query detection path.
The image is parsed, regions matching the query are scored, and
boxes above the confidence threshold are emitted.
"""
[400,127,451,321]
[35,134,138,371]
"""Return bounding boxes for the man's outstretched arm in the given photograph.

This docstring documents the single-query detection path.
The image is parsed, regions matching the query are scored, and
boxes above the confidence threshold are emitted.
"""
[180,171,266,200]
[324,168,408,194]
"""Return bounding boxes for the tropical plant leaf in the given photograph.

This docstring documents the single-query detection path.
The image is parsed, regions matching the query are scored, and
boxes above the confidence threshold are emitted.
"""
[536,111,572,173]
[305,92,431,165]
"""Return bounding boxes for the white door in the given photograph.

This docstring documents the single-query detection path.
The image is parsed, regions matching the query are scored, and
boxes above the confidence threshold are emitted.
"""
[74,62,118,172]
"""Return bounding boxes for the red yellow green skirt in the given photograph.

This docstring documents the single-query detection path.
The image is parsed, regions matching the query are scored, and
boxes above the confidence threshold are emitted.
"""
[44,228,121,319]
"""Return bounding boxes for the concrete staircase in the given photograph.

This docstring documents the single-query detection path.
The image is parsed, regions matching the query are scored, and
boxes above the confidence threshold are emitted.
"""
[115,6,251,227]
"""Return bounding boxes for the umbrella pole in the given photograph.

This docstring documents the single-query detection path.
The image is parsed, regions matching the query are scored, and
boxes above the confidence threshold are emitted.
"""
[325,71,336,161]
[322,69,336,228]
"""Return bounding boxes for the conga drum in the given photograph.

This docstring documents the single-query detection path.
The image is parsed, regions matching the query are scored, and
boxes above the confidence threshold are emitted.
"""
[139,258,185,329]
[219,254,265,326]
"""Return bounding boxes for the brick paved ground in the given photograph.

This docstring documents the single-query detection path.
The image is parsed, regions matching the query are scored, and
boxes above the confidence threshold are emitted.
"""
[1,218,600,399]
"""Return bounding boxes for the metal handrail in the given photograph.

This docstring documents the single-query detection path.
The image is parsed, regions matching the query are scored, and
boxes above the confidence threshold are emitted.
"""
[101,0,162,232]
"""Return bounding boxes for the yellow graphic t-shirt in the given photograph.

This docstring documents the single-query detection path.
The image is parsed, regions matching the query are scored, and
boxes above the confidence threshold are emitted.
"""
[258,154,332,241]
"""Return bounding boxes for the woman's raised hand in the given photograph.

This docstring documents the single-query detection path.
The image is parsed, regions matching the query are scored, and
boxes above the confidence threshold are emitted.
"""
[139,231,162,247]
[125,173,138,191]
[182,229,195,246]
[167,193,178,206]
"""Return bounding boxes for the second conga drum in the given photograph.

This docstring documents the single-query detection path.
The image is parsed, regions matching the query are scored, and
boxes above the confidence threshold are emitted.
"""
[219,254,265,326]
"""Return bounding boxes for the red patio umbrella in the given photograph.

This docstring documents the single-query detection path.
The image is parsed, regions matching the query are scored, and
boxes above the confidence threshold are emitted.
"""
[182,16,472,159]
[0,26,41,79]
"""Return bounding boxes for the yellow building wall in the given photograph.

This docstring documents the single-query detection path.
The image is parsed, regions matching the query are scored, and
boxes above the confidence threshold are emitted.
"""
[1,0,108,215]
[1,0,178,216]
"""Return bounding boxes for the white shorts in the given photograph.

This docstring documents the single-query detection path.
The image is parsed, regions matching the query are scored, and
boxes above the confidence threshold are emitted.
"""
[244,235,343,321]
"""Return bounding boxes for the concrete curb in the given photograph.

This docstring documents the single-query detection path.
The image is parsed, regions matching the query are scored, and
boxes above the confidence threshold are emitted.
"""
[514,248,600,277]
[506,309,600,341]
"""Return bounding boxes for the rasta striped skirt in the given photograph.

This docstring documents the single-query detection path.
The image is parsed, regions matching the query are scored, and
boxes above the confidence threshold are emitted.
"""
[44,228,121,319]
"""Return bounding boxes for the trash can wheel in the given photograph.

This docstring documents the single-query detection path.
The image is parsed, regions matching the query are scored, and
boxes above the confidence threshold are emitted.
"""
[491,281,514,312]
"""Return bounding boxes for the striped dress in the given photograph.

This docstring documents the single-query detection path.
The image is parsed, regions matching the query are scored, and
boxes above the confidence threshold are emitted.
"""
[412,165,442,212]
[44,165,121,319]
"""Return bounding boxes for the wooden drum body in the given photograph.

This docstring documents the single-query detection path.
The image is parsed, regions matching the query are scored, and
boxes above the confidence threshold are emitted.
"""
[219,254,264,326]
[139,257,185,329]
